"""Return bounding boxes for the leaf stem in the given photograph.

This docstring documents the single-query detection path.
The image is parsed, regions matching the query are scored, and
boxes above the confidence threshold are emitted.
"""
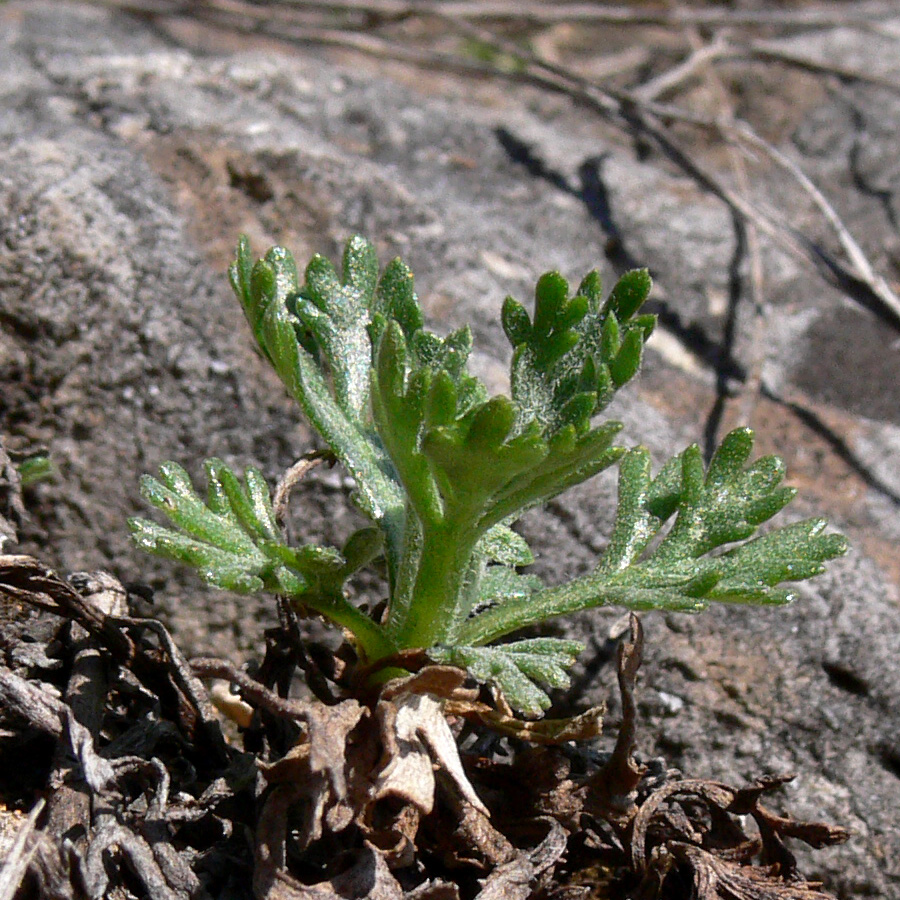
[300,588,398,662]
[455,570,707,647]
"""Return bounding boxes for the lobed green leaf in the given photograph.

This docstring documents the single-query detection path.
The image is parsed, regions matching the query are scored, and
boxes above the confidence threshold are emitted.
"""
[131,459,352,598]
[458,428,848,647]
[504,266,655,439]
[430,639,585,717]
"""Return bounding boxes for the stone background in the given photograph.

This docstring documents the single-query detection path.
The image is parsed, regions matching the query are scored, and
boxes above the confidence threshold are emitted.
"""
[1,2,898,896]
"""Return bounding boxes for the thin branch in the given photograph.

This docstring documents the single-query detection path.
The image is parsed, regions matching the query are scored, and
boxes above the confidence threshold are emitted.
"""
[0,665,116,791]
[139,0,900,31]
[191,656,321,722]
[427,18,900,332]
[744,41,900,93]
[83,0,900,335]
[272,450,331,528]
[448,22,805,243]
[632,32,732,102]
[635,36,900,100]
[729,119,900,324]
[448,16,900,333]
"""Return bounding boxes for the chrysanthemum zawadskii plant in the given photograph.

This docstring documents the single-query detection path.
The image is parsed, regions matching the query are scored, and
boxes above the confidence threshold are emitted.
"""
[130,235,847,717]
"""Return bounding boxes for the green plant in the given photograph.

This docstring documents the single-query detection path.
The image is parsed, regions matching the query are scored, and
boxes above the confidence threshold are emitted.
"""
[130,236,847,715]
[16,453,53,488]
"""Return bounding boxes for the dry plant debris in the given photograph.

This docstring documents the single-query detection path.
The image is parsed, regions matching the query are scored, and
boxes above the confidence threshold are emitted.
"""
[0,549,848,900]
[69,0,900,512]
[79,0,900,337]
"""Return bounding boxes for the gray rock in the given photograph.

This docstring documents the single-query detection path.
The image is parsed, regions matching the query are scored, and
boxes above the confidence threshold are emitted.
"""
[1,3,898,896]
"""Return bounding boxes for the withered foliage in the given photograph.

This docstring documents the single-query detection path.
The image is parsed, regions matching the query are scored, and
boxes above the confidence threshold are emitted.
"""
[0,458,848,900]
[0,555,847,900]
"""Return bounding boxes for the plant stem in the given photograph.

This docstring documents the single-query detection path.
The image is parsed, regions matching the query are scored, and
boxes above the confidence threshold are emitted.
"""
[303,591,398,662]
[390,521,475,649]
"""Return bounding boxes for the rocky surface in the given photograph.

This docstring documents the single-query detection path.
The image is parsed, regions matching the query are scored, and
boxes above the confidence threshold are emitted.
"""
[1,2,898,897]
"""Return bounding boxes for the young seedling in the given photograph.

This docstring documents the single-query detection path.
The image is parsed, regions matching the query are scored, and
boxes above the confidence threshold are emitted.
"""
[130,237,847,716]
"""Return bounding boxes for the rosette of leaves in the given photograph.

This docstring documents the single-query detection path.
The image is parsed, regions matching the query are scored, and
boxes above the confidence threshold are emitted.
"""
[130,236,847,716]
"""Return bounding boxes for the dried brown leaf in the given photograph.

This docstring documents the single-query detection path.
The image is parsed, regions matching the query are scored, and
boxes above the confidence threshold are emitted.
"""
[0,665,115,792]
[473,819,567,900]
[506,746,585,828]
[374,692,488,817]
[259,699,367,846]
[257,843,406,900]
[82,822,185,900]
[631,779,741,873]
[327,844,405,900]
[0,555,132,658]
[380,666,473,702]
[363,801,421,868]
[406,882,460,900]
[629,775,848,899]
[438,798,517,870]
[444,699,604,745]
[374,697,442,814]
[306,700,367,802]
[666,842,842,900]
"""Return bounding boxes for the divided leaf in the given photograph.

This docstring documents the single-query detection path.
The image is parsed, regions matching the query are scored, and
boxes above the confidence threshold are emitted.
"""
[369,256,424,346]
[459,428,849,648]
[371,320,442,523]
[477,523,534,567]
[293,237,379,421]
[504,268,655,438]
[596,427,848,608]
[129,459,345,598]
[229,237,404,528]
[429,638,585,717]
[476,566,542,606]
[138,235,849,711]
[457,560,542,625]
[482,420,625,531]
[422,396,549,524]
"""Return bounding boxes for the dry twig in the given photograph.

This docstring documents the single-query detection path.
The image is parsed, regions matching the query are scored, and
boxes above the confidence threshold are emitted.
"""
[68,0,900,334]
[95,0,899,31]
